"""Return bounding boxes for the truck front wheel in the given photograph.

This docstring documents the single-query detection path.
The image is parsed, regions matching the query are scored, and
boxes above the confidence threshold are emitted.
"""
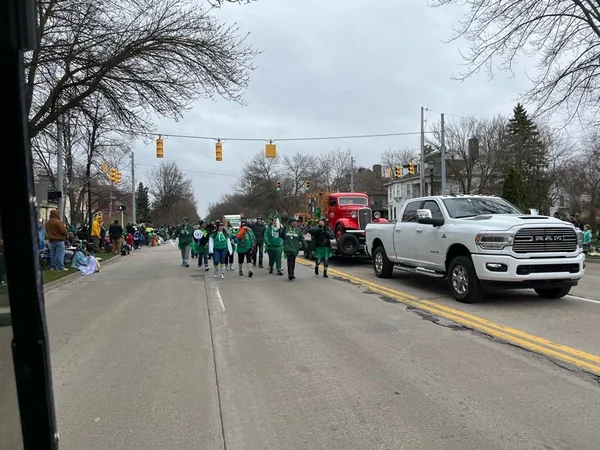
[534,287,571,299]
[448,255,483,304]
[373,246,394,278]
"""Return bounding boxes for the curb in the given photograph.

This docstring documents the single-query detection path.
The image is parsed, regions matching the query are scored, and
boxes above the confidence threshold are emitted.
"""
[43,254,124,292]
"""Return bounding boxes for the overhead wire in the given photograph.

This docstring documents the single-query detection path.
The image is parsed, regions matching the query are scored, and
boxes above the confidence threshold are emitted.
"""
[116,129,433,143]
[134,162,239,178]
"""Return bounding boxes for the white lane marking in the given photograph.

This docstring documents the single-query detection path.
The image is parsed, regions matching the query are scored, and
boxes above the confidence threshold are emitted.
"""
[214,284,225,312]
[567,295,600,304]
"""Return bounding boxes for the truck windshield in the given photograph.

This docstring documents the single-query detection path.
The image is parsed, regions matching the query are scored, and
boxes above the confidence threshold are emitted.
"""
[338,197,368,206]
[442,197,522,218]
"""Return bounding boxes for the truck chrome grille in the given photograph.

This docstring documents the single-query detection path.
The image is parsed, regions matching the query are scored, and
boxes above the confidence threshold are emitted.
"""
[358,208,372,230]
[513,227,578,253]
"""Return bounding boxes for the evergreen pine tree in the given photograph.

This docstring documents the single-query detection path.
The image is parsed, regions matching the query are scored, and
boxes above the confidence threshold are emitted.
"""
[501,167,526,211]
[505,103,550,212]
[135,182,152,223]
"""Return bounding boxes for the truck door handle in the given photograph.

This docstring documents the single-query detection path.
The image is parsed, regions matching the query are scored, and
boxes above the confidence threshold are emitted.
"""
[416,229,423,233]
[395,229,401,233]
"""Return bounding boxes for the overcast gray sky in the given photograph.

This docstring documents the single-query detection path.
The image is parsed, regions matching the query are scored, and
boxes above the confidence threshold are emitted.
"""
[133,0,540,217]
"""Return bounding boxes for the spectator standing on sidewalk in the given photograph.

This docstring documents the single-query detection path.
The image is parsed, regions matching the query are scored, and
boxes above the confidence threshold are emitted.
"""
[109,220,124,256]
[91,215,102,252]
[45,209,69,271]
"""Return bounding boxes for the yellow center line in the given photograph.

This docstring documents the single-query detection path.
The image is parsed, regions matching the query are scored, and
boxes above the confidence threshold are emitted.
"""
[299,259,600,375]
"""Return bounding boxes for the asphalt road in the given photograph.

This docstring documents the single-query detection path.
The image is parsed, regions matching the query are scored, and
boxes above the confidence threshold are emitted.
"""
[43,245,600,449]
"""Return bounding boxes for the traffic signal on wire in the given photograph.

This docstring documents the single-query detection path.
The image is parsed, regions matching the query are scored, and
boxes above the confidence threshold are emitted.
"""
[408,162,415,176]
[216,141,223,161]
[305,180,310,192]
[156,137,163,158]
[395,166,401,178]
[276,181,281,191]
[115,171,122,184]
[109,168,117,182]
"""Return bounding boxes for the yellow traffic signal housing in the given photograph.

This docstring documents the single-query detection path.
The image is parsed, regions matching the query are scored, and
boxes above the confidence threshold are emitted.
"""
[216,141,223,161]
[156,137,164,158]
[276,181,281,191]
[115,171,122,184]
[102,161,108,174]
[109,168,117,182]
[265,143,276,158]
[408,162,415,176]
[395,166,402,178]
[305,180,310,191]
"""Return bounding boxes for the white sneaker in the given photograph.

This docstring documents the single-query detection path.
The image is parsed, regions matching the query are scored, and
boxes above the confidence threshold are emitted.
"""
[220,274,225,279]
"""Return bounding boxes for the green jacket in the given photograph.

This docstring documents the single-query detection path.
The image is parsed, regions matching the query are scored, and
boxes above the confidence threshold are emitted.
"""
[174,224,194,247]
[264,225,283,250]
[236,227,255,253]
[280,225,306,256]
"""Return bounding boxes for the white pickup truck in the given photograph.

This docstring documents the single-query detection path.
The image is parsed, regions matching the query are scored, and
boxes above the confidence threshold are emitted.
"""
[365,195,585,303]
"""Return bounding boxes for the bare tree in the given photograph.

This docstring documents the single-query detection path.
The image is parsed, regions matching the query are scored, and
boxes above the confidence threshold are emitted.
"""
[147,161,198,224]
[380,148,418,170]
[562,131,600,224]
[282,152,319,196]
[315,148,353,192]
[27,0,259,138]
[429,0,600,122]
[429,116,506,194]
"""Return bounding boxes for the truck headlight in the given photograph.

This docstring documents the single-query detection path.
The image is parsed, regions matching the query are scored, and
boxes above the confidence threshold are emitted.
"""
[576,230,583,248]
[351,211,357,219]
[475,233,514,250]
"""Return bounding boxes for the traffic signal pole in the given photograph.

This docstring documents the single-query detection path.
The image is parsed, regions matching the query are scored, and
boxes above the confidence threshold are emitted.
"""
[131,151,136,224]
[440,113,447,195]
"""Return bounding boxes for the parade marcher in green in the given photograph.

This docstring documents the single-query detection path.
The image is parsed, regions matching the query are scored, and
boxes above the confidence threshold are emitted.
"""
[235,220,256,277]
[264,216,283,275]
[208,221,233,279]
[194,220,210,272]
[174,217,194,267]
[307,217,334,278]
[279,216,306,281]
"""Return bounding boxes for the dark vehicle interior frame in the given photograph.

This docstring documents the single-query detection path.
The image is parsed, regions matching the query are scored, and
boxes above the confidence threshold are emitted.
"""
[2,0,60,447]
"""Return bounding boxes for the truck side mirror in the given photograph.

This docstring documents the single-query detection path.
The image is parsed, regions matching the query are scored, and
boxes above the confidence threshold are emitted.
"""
[417,209,444,227]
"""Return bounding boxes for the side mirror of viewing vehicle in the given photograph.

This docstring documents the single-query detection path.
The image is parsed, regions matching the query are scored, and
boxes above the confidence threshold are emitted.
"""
[417,209,444,227]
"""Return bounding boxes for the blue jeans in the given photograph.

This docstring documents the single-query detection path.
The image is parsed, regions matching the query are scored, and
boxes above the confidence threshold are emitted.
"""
[197,252,208,267]
[49,241,66,270]
[213,248,228,266]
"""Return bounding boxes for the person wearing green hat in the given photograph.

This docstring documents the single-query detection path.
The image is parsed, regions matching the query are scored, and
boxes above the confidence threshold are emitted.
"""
[279,216,306,281]
[174,217,194,267]
[264,216,283,275]
[307,217,334,278]
[235,219,256,277]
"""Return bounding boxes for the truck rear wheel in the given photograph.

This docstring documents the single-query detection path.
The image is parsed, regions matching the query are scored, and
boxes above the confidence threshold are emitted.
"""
[373,246,393,278]
[448,255,483,304]
[338,233,360,256]
[534,287,571,299]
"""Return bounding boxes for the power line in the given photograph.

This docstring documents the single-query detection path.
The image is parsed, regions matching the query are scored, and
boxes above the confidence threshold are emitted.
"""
[135,162,239,178]
[118,129,432,142]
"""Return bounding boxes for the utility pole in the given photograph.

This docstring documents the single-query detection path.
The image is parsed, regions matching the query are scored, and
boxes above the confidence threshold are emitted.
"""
[440,113,447,195]
[56,118,64,220]
[420,107,425,196]
[349,156,355,192]
[131,151,136,224]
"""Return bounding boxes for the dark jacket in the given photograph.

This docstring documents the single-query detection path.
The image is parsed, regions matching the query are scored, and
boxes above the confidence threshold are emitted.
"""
[251,221,266,244]
[307,225,334,248]
[109,223,124,240]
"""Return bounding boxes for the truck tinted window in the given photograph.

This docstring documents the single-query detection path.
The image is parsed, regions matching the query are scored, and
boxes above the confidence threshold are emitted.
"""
[402,201,421,222]
[442,197,522,218]
[422,200,443,219]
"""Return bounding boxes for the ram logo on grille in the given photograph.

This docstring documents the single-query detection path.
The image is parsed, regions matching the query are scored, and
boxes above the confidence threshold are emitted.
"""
[534,235,564,242]
[514,227,577,253]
